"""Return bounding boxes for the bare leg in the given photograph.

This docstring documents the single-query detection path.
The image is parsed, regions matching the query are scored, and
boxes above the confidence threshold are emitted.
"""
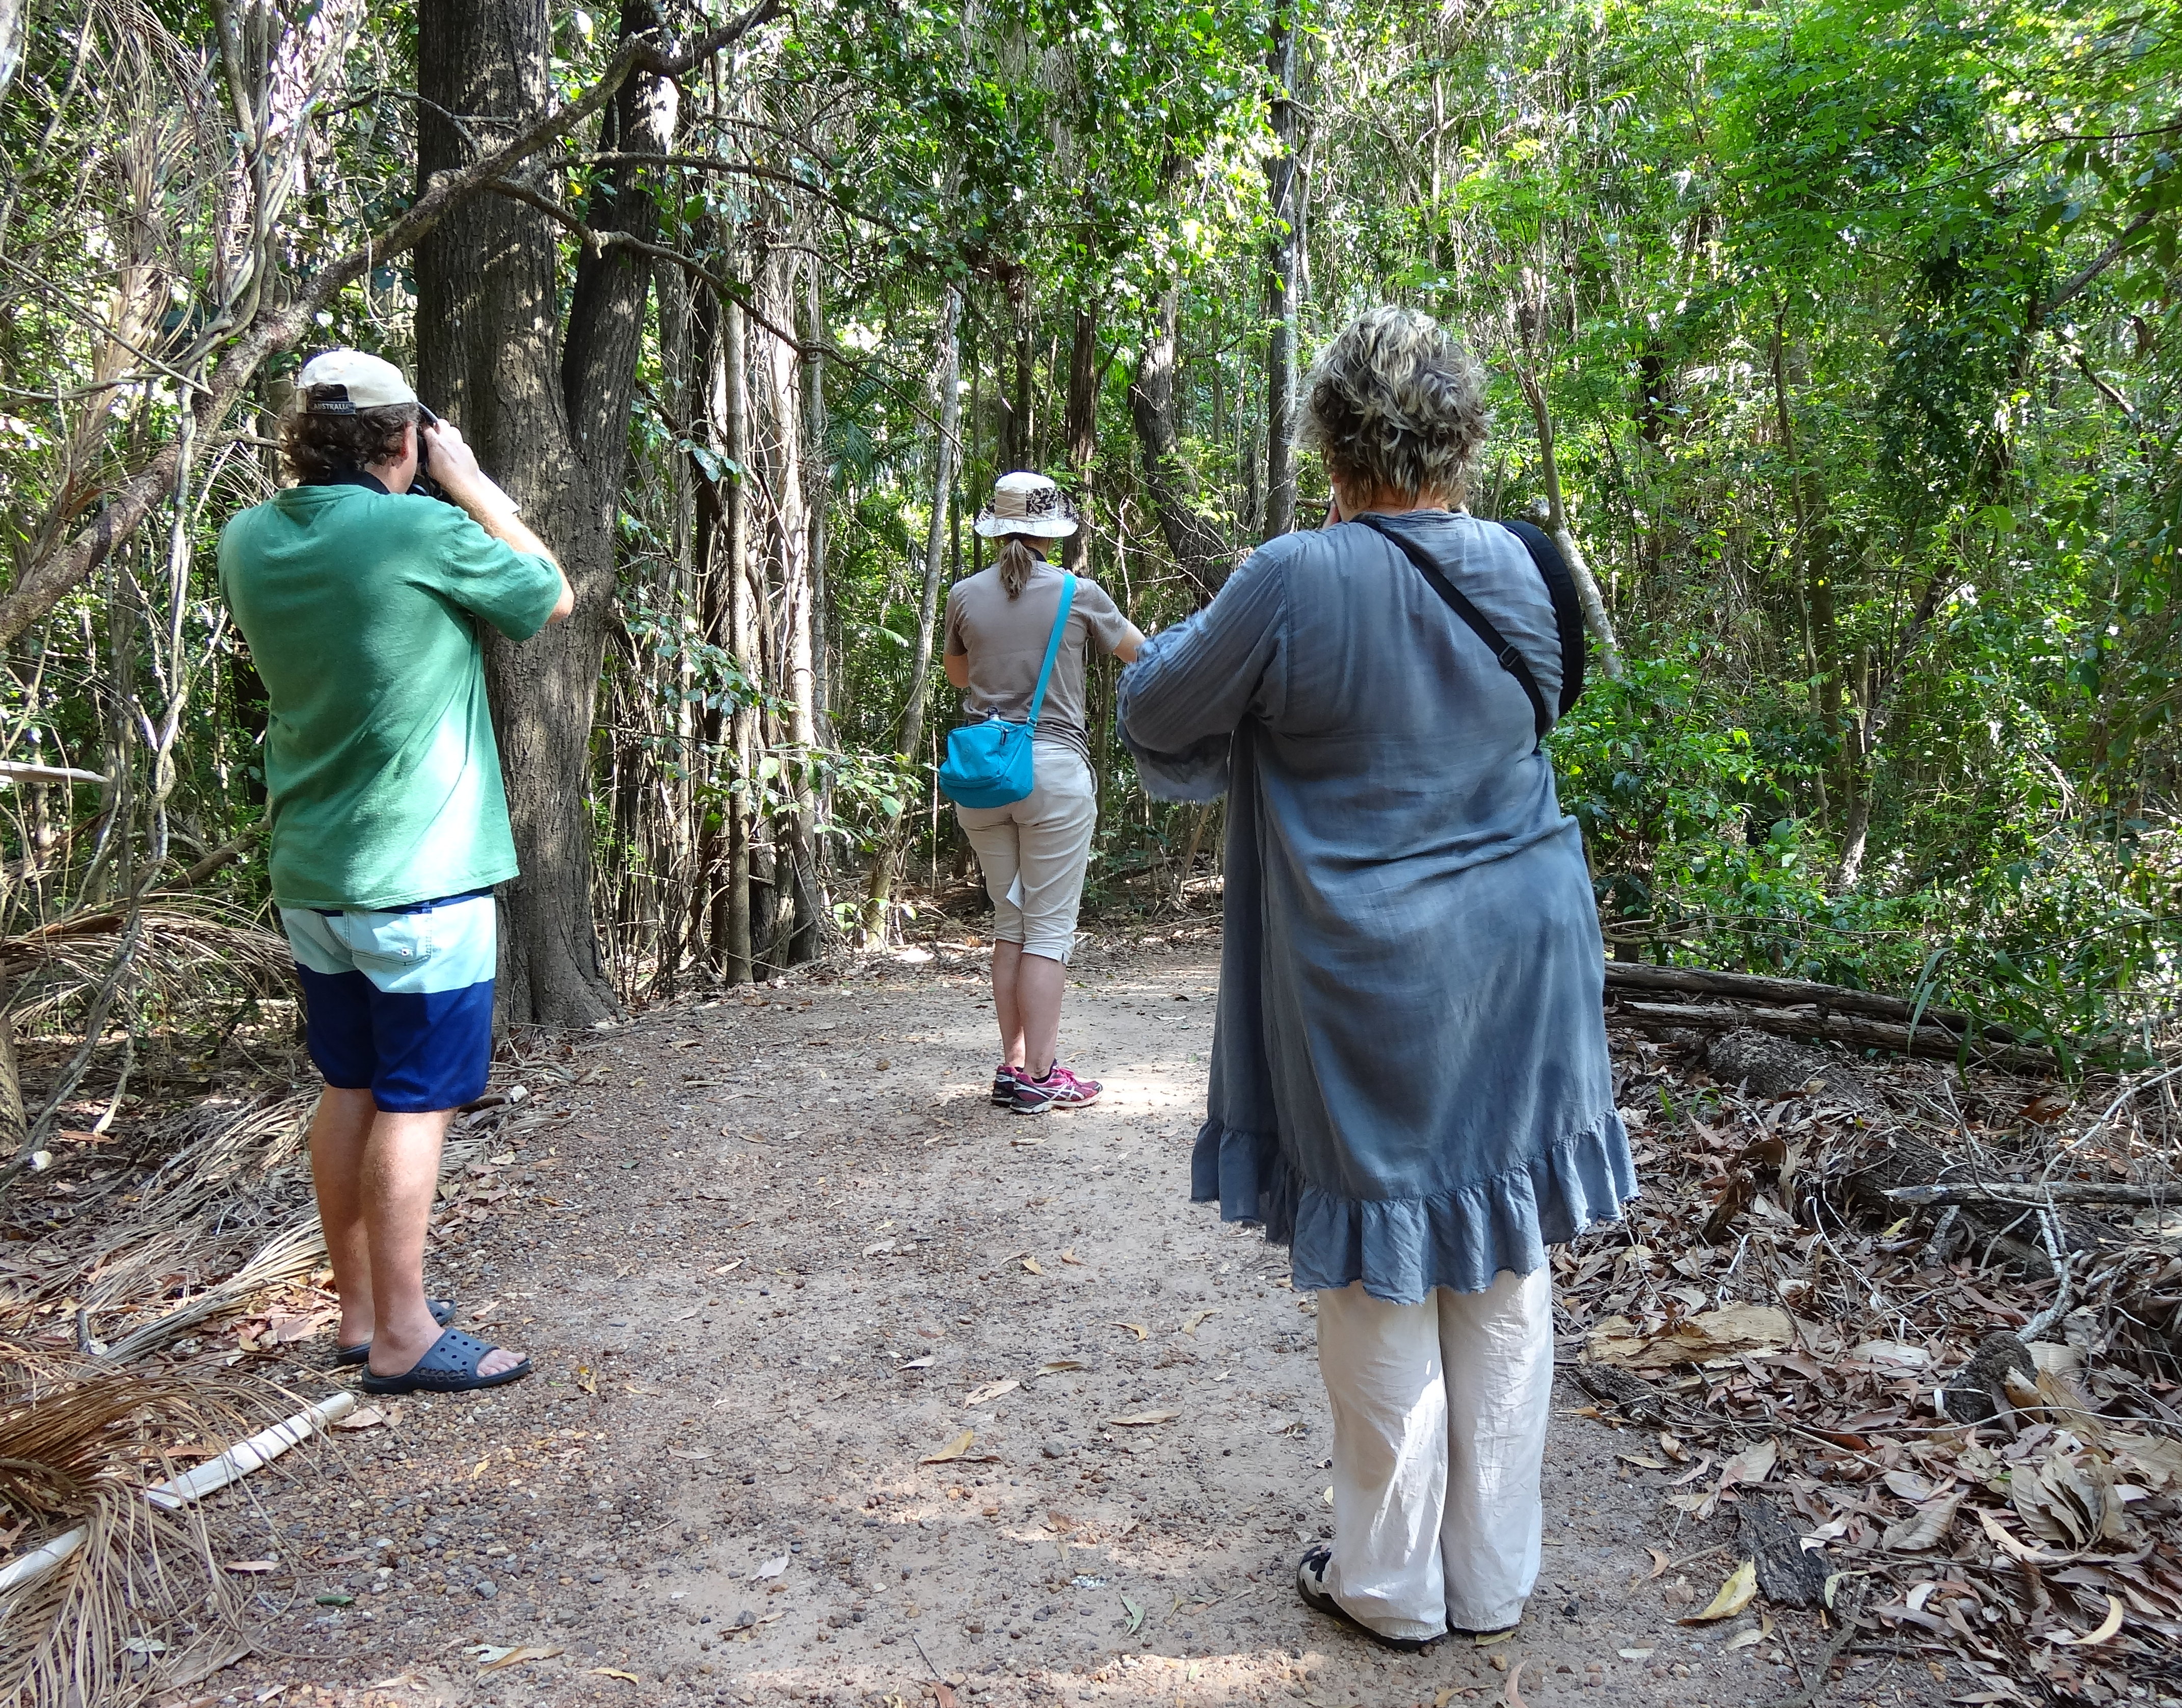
[1017,951,1067,1080]
[336,1104,523,1381]
[990,939,1027,1069]
[308,1087,379,1349]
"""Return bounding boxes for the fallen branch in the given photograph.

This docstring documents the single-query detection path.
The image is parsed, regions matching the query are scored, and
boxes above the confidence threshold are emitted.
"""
[1614,998,2057,1075]
[1883,1181,2176,1208]
[1602,961,2021,1046]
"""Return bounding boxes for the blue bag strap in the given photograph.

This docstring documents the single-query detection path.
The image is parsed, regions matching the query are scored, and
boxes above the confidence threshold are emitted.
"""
[1023,575,1077,731]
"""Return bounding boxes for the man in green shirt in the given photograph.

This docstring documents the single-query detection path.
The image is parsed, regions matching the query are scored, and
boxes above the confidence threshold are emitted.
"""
[220,349,571,1396]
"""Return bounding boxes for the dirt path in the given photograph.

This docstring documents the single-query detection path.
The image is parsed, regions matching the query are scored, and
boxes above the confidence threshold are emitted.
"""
[204,933,1925,1708]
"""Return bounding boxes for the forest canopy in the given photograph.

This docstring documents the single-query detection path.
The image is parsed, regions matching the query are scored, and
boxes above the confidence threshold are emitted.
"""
[0,0,2176,1093]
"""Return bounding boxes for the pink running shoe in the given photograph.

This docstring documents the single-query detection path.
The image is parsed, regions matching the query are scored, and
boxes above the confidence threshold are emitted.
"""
[1012,1064,1102,1114]
[991,1063,1020,1107]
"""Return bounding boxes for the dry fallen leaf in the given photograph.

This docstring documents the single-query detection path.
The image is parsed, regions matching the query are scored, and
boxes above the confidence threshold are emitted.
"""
[590,1668,642,1683]
[222,1559,278,1574]
[1587,1304,1793,1369]
[1681,1560,1758,1623]
[1182,1309,1220,1334]
[331,1405,389,1432]
[1504,1657,1528,1708]
[922,1429,977,1463]
[963,1379,1020,1408]
[1037,1359,1084,1374]
[1881,1490,1962,1553]
[1045,1511,1075,1532]
[1724,1626,1765,1651]
[1104,1410,1180,1427]
[1645,1547,1671,1580]
[749,1554,790,1581]
[2051,1594,2124,1647]
[1978,1509,2056,1563]
[1110,1321,1150,1341]
[478,1645,563,1672]
[1022,1257,1044,1275]
[575,1366,597,1395]
[1060,1249,1084,1266]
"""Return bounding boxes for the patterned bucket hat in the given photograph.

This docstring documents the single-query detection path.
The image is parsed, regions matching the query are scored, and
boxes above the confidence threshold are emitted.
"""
[972,471,1079,540]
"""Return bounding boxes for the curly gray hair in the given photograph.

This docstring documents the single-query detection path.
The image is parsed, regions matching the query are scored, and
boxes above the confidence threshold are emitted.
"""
[1297,306,1489,505]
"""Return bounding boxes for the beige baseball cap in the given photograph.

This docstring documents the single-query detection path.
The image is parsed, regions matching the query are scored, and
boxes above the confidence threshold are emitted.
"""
[296,349,418,412]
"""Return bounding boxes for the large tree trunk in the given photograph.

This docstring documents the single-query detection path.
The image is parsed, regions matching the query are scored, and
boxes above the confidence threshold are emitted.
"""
[1128,282,1228,599]
[1262,1,1299,541]
[417,0,671,1027]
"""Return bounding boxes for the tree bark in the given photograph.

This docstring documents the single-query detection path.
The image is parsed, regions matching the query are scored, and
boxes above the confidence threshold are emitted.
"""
[1262,2,1298,542]
[417,0,676,1027]
[1128,282,1228,598]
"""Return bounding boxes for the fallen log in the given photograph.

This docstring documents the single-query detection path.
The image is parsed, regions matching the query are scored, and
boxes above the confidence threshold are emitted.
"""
[1884,1181,2176,1208]
[1603,960,2023,1045]
[1614,998,2058,1075]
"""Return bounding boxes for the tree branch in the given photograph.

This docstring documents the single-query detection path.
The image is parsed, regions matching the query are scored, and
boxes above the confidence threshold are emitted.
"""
[2042,210,2156,323]
[0,0,785,651]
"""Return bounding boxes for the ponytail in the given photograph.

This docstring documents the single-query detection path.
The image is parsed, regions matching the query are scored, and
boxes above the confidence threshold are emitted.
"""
[996,535,1044,599]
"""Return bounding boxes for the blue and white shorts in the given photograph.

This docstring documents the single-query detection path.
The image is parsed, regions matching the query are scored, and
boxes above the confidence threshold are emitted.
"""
[281,890,496,1113]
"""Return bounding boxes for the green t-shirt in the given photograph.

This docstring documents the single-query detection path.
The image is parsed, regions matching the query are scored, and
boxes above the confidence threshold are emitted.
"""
[217,482,563,911]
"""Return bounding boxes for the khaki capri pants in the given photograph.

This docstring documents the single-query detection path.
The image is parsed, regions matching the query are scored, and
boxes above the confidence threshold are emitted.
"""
[955,745,1097,963]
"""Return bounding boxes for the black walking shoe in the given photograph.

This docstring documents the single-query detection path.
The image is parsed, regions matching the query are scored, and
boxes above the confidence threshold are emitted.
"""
[1294,1546,1443,1652]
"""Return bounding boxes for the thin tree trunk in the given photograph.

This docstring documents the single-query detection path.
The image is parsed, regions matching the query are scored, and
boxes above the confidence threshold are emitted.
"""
[722,292,755,984]
[1263,1,1298,541]
[1129,282,1228,598]
[1061,305,1097,574]
[764,250,821,965]
[1772,309,1838,826]
[804,267,833,753]
[1012,277,1034,471]
[1512,359,1623,679]
[864,284,961,939]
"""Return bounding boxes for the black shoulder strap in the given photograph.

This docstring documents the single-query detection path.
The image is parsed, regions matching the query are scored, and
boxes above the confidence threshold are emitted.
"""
[1354,514,1551,744]
[1496,518,1586,718]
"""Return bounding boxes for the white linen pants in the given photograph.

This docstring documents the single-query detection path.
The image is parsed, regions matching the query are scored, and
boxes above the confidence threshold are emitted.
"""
[1314,1267,1554,1640]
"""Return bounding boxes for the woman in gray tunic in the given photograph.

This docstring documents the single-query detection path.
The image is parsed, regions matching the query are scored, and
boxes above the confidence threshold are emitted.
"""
[1117,307,1635,1648]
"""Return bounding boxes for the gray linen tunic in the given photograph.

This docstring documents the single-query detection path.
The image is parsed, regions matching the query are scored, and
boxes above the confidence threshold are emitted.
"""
[1117,511,1636,1303]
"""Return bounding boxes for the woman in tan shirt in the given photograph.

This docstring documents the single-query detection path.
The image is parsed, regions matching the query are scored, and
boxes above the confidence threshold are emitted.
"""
[945,472,1143,1114]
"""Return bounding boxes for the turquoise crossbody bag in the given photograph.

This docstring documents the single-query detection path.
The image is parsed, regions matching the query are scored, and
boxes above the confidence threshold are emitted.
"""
[938,575,1077,809]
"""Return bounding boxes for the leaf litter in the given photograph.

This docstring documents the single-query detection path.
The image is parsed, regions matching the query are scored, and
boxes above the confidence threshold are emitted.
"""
[1565,1020,2182,1702]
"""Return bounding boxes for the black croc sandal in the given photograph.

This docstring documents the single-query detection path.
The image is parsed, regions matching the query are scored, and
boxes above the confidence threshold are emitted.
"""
[1295,1546,1443,1652]
[359,1328,532,1395]
[335,1298,456,1366]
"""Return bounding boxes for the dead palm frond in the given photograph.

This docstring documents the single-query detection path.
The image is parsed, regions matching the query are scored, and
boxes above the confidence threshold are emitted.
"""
[0,1345,282,1708]
[2,899,292,1031]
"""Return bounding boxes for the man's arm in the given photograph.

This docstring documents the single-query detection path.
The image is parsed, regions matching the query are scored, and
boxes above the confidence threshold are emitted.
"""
[423,419,576,625]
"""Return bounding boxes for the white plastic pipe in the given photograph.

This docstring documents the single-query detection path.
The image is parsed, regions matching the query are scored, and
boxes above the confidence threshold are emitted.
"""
[0,1390,356,1600]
